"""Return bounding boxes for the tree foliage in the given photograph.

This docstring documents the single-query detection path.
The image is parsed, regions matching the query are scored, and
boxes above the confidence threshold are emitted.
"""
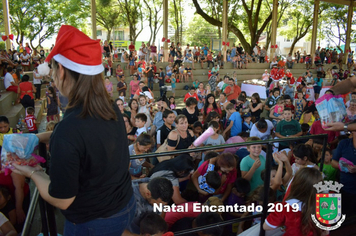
[117,0,144,44]
[192,0,274,53]
[0,0,89,50]
[142,0,163,45]
[184,15,219,46]
[169,0,184,43]
[96,1,124,41]
[318,4,356,50]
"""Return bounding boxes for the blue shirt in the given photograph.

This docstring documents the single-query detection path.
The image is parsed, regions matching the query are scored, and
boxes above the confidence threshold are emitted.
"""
[332,138,356,194]
[153,110,178,130]
[202,46,209,56]
[231,48,236,58]
[229,112,242,136]
[313,77,323,87]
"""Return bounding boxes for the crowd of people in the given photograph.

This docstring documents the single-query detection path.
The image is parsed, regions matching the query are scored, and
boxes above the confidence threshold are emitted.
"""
[0,26,356,236]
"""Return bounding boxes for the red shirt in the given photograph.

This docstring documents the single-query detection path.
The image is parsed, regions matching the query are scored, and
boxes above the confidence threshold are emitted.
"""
[184,92,199,102]
[165,202,200,228]
[270,68,278,80]
[224,85,241,101]
[25,115,37,131]
[310,120,339,144]
[285,104,295,113]
[129,44,135,52]
[265,199,314,236]
[19,82,34,99]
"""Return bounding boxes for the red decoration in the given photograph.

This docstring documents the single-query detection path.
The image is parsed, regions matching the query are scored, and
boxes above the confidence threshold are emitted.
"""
[271,45,274,48]
[162,37,166,42]
[275,45,278,48]
[2,34,14,41]
[167,39,171,43]
[1,35,7,41]
[8,34,13,40]
[226,42,230,46]
[257,41,259,44]
[222,41,226,46]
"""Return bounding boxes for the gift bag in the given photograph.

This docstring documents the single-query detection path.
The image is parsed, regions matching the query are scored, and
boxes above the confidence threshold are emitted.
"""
[315,94,347,129]
[1,134,45,171]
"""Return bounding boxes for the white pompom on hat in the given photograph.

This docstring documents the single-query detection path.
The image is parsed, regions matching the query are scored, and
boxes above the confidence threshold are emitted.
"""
[37,25,104,76]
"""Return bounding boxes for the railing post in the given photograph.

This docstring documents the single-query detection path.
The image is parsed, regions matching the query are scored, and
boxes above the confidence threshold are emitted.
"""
[259,142,273,236]
[319,135,328,172]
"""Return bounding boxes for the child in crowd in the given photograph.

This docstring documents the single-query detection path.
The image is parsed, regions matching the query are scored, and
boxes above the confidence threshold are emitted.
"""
[222,103,242,138]
[135,113,147,138]
[138,94,152,127]
[242,112,253,133]
[263,168,324,236]
[240,136,266,192]
[198,162,222,195]
[283,95,295,114]
[198,112,204,123]
[318,148,337,181]
[25,107,39,134]
[119,91,126,106]
[46,86,59,122]
[294,91,306,121]
[128,133,154,178]
[271,97,285,127]
[225,178,251,218]
[202,121,225,153]
[140,212,169,236]
[193,79,199,89]
[169,96,176,110]
[193,121,203,138]
[275,108,302,150]
[104,77,113,97]
[264,88,280,118]
[0,186,16,227]
[171,74,176,97]
[116,64,125,81]
[291,144,318,175]
[346,91,356,108]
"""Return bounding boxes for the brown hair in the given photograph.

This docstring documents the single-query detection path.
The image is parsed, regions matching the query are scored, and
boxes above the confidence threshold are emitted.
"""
[286,168,323,236]
[52,60,116,120]
[175,114,187,124]
[246,136,261,147]
[217,153,237,169]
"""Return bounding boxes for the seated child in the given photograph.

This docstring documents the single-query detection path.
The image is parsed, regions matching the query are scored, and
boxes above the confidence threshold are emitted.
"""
[140,212,169,236]
[240,136,265,192]
[0,185,16,227]
[242,113,253,133]
[193,121,203,138]
[203,121,225,147]
[135,113,147,138]
[272,97,285,127]
[318,148,337,181]
[291,144,318,175]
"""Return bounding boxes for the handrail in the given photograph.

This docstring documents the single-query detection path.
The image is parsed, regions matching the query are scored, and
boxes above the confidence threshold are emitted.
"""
[22,133,328,236]
[130,134,328,159]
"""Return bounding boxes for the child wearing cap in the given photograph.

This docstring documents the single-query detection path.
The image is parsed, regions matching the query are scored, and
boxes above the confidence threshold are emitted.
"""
[242,113,253,133]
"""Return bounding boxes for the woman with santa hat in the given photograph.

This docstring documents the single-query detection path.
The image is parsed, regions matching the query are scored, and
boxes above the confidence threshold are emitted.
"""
[12,25,135,235]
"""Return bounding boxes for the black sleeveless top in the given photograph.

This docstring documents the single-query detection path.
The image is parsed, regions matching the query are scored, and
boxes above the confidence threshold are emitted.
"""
[167,130,195,150]
[251,103,262,121]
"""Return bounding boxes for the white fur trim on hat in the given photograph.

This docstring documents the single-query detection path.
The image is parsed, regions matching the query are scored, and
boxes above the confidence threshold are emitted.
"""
[54,54,104,75]
[37,62,50,76]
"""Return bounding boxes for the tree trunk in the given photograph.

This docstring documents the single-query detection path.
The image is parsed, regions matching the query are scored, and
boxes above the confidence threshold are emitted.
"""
[107,29,112,41]
[289,39,297,55]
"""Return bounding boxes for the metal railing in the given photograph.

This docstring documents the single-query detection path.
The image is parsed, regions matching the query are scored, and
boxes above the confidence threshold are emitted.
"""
[22,134,328,236]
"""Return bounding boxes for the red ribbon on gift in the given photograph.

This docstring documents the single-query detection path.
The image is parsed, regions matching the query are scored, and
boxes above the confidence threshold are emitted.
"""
[162,37,166,42]
[1,34,14,41]
[222,41,226,46]
[226,42,230,46]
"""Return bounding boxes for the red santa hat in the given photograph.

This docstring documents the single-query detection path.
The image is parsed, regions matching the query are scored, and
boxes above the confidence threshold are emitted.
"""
[37,25,104,76]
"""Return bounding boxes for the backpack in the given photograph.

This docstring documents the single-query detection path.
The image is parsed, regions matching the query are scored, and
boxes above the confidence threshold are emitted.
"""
[184,85,190,90]
[155,130,180,162]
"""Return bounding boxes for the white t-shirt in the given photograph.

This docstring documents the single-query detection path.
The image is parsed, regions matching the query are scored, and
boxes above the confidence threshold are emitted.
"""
[135,126,147,137]
[4,72,14,89]
[0,212,9,235]
[20,53,30,61]
[33,71,42,85]
[217,81,225,90]
[250,119,274,140]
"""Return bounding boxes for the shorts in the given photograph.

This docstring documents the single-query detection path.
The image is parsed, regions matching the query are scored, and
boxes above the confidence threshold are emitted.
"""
[314,85,321,94]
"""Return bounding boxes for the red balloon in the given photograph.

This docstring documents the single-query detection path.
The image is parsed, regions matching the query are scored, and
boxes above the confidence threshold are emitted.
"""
[275,45,278,48]
[8,34,14,40]
[271,45,274,48]
[1,35,7,41]
[162,37,166,42]
[167,39,171,43]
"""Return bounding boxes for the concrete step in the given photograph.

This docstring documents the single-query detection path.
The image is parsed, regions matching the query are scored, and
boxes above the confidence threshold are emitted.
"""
[0,91,18,115]
[5,104,25,128]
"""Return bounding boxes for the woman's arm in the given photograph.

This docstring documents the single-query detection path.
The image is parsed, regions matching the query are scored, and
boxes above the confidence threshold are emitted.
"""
[167,131,178,152]
[221,183,233,202]
[0,221,17,236]
[32,84,36,93]
[36,131,53,143]
[12,165,75,210]
[250,103,263,112]
[7,210,16,228]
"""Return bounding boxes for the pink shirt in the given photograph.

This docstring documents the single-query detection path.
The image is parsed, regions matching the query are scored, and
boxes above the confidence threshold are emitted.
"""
[130,80,140,95]
[223,136,246,154]
[310,120,339,143]
[197,161,237,194]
